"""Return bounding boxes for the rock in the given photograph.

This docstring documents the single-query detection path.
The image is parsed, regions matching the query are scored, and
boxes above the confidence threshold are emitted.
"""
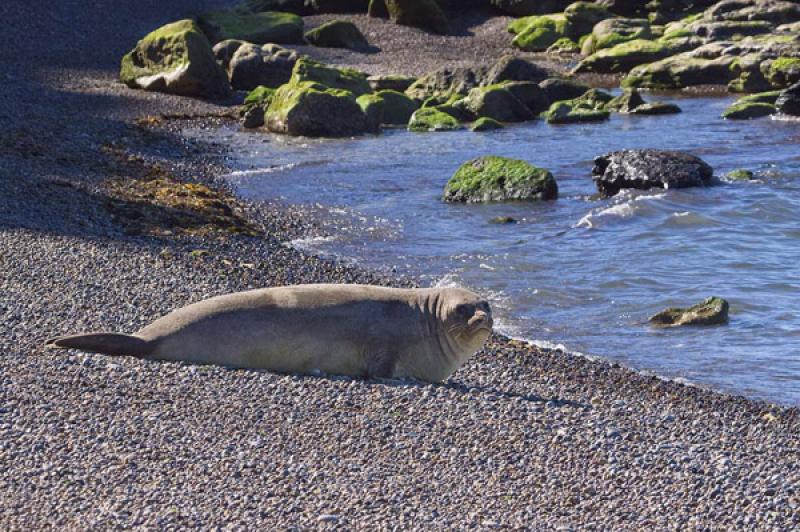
[629,102,682,114]
[471,117,505,131]
[575,39,674,74]
[382,0,450,35]
[236,0,311,15]
[722,100,776,119]
[305,20,369,50]
[212,39,247,70]
[444,156,558,202]
[461,84,536,122]
[227,43,298,90]
[564,1,615,37]
[357,90,419,126]
[543,101,610,123]
[538,78,590,102]
[408,107,461,131]
[726,169,756,180]
[572,88,615,109]
[581,18,653,55]
[199,10,305,44]
[622,51,738,89]
[762,57,800,88]
[244,85,277,108]
[489,216,517,223]
[512,15,573,52]
[605,88,646,112]
[690,20,774,41]
[650,296,730,327]
[705,0,800,26]
[596,0,649,17]
[547,37,581,53]
[120,20,231,98]
[368,0,390,17]
[503,81,550,114]
[775,81,800,115]
[491,0,574,16]
[406,56,549,102]
[356,93,385,130]
[368,74,417,92]
[290,57,371,96]
[242,105,265,128]
[306,0,370,13]
[592,149,714,196]
[265,81,373,136]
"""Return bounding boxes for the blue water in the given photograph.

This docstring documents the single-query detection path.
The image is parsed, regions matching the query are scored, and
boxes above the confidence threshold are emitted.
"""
[195,94,800,405]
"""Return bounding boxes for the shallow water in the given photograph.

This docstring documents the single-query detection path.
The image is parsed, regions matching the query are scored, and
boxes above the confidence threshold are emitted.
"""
[193,94,800,405]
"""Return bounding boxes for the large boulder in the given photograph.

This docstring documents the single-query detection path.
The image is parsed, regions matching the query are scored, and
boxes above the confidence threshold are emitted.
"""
[622,49,739,89]
[511,15,573,52]
[305,20,370,49]
[775,81,800,115]
[120,20,231,98]
[538,78,590,102]
[490,0,574,16]
[290,57,372,95]
[227,43,298,90]
[690,20,774,41]
[592,149,714,196]
[374,0,450,34]
[444,156,558,203]
[705,0,800,25]
[357,90,419,125]
[503,81,550,113]
[563,1,615,37]
[575,39,673,74]
[581,18,652,55]
[199,10,305,44]
[650,297,729,327]
[460,85,536,122]
[265,81,373,136]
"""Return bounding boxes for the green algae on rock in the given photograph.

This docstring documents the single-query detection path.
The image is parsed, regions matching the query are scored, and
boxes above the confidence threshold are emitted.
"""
[512,14,572,52]
[581,18,653,55]
[408,107,461,132]
[120,19,231,98]
[722,100,776,119]
[357,90,418,126]
[444,156,558,203]
[305,20,369,49]
[289,57,371,96]
[544,102,610,123]
[630,102,682,115]
[461,84,536,122]
[649,297,730,327]
[726,169,756,181]
[575,39,674,74]
[471,117,505,131]
[547,37,581,53]
[199,10,304,44]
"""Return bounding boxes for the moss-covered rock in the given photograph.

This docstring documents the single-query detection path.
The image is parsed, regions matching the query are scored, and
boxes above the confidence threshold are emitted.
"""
[265,81,373,136]
[444,156,558,202]
[198,10,304,44]
[547,37,581,53]
[512,14,572,52]
[622,52,738,89]
[649,296,729,327]
[538,78,590,102]
[471,117,505,131]
[564,1,614,37]
[382,0,449,35]
[721,101,776,119]
[543,101,610,123]
[408,107,461,132]
[289,57,372,96]
[605,88,646,112]
[367,74,417,92]
[763,56,800,88]
[726,169,755,181]
[575,39,672,74]
[461,84,536,122]
[120,19,231,98]
[244,85,276,107]
[630,102,682,114]
[357,90,419,126]
[737,90,783,105]
[581,18,652,55]
[305,20,369,49]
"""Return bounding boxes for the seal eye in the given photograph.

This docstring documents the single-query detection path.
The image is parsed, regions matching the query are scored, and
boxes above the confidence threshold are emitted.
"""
[455,303,474,319]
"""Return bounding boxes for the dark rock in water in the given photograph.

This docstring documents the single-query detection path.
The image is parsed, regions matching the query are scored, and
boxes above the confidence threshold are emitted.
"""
[538,78,590,103]
[490,0,573,16]
[471,117,505,132]
[650,297,730,327]
[242,105,265,128]
[368,74,417,92]
[630,102,682,115]
[776,82,800,116]
[305,20,369,50]
[444,156,558,203]
[120,20,231,99]
[227,43,298,90]
[592,149,714,197]
[489,216,517,224]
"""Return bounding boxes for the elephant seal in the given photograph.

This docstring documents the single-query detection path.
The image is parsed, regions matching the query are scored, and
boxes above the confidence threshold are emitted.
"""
[47,284,493,382]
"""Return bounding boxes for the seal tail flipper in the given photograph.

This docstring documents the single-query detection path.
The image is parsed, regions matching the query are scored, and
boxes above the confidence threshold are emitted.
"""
[46,333,152,358]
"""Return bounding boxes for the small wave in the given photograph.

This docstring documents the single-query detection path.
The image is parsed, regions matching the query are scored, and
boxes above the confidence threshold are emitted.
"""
[222,163,299,178]
[575,191,667,229]
[286,235,339,257]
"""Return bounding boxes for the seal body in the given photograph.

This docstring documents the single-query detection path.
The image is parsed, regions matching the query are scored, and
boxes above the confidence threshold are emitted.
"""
[48,284,493,382]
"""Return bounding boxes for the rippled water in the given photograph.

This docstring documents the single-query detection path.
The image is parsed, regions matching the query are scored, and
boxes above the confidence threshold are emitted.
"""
[193,94,800,404]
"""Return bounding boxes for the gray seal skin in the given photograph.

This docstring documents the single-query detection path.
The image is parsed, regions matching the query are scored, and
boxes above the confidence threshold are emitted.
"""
[47,284,493,383]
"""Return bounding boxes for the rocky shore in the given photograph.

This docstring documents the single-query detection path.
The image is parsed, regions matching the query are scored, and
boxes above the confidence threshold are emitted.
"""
[1,0,799,529]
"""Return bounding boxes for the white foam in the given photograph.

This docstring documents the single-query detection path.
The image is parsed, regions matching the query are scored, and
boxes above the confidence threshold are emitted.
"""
[575,191,667,228]
[222,163,298,178]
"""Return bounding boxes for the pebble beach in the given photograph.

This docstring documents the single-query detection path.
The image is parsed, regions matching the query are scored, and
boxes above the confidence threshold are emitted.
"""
[1,1,799,529]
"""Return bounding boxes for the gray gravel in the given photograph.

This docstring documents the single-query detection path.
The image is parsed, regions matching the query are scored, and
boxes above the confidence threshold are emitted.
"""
[1,1,799,529]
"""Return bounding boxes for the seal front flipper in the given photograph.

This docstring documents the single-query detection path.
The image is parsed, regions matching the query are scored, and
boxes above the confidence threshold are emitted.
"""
[46,333,153,358]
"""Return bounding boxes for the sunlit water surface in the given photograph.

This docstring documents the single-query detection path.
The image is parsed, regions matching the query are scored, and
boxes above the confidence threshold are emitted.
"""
[189,94,800,404]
